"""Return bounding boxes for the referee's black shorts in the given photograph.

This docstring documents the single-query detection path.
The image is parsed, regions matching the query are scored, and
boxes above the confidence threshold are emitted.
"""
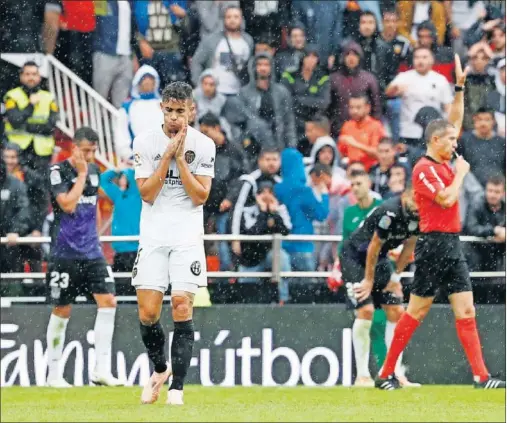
[411,233,472,298]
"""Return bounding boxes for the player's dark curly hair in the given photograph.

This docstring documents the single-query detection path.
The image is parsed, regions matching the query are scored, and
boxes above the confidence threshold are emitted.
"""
[161,81,193,102]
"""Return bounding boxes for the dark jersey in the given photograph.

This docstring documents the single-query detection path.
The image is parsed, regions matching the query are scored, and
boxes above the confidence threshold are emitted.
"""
[49,160,102,260]
[346,196,419,259]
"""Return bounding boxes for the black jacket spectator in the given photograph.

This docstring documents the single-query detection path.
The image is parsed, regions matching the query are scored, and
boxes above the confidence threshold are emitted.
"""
[234,52,297,150]
[274,25,307,80]
[344,11,393,93]
[199,112,245,216]
[457,109,506,187]
[281,46,330,139]
[0,0,61,97]
[464,176,506,275]
[236,181,292,267]
[466,199,506,239]
[380,9,412,84]
[240,0,290,47]
[0,161,31,272]
[230,148,282,240]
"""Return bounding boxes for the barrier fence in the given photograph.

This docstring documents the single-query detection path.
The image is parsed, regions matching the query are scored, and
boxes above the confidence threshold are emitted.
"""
[1,235,504,283]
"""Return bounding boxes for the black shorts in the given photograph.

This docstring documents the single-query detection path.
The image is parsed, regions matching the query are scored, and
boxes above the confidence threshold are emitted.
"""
[411,233,472,298]
[340,245,403,310]
[46,258,116,306]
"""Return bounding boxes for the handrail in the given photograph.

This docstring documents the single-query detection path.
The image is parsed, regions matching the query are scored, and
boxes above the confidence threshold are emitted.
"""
[0,234,497,244]
[45,55,119,168]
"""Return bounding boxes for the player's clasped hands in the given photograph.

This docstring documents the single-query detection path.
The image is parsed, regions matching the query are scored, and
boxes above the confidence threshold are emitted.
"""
[165,118,188,159]
[354,278,373,302]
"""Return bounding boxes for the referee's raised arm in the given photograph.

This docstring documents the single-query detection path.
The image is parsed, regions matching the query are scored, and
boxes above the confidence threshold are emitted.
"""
[447,54,469,135]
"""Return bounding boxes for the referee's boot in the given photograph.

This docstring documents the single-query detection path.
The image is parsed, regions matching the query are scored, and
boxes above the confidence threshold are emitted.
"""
[375,374,401,390]
[474,375,506,389]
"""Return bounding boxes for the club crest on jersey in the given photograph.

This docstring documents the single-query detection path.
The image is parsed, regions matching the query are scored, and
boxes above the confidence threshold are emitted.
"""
[89,174,99,187]
[50,169,62,185]
[185,150,196,164]
[190,260,201,276]
[134,153,142,167]
[408,221,418,231]
[379,215,392,229]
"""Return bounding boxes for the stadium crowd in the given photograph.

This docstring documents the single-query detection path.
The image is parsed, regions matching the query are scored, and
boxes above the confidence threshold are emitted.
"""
[0,0,506,304]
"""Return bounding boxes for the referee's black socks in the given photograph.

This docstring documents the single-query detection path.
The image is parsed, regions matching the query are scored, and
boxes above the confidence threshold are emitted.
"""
[170,320,194,391]
[140,321,168,374]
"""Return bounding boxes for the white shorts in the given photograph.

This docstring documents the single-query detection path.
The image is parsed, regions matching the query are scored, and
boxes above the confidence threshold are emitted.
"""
[131,244,207,294]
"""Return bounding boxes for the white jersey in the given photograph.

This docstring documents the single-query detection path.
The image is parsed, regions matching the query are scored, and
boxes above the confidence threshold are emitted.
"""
[133,125,216,246]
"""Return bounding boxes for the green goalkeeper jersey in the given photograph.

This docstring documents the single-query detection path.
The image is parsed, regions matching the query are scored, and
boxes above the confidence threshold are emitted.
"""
[339,198,383,254]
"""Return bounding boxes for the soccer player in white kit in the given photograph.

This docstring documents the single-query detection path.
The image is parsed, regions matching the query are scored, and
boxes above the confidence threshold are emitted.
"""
[131,82,215,405]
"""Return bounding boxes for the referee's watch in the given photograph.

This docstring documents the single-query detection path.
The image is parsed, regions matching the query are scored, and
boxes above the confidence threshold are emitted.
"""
[455,85,464,92]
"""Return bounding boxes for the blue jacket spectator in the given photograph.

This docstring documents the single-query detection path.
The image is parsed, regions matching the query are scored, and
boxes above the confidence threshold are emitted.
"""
[275,148,329,271]
[115,65,163,160]
[100,167,142,272]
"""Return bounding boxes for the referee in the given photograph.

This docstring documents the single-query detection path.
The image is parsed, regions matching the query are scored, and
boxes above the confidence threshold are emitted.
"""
[376,55,505,390]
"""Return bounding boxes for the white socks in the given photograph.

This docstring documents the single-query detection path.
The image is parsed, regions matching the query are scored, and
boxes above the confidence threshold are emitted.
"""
[353,318,372,378]
[93,307,116,375]
[46,313,69,381]
[385,320,405,376]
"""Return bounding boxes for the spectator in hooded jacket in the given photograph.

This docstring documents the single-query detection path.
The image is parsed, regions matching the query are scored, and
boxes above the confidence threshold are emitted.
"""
[191,5,254,95]
[193,69,227,119]
[339,10,393,94]
[115,65,163,161]
[281,45,330,140]
[274,25,307,80]
[328,40,382,137]
[275,148,329,273]
[100,163,141,272]
[0,159,31,273]
[396,0,446,47]
[199,112,244,271]
[236,52,297,150]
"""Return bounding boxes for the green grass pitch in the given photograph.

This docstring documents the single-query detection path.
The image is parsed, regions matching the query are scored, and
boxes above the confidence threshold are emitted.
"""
[1,386,505,422]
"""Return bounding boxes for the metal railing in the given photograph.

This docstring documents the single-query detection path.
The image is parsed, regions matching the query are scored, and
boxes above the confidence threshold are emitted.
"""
[46,55,119,169]
[1,234,504,282]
